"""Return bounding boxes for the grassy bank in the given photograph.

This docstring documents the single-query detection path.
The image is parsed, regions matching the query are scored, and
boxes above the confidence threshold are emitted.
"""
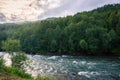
[0,54,50,80]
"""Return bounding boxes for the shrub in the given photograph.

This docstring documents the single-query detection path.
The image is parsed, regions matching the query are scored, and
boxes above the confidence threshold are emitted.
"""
[12,52,28,68]
[0,58,4,72]
[80,39,88,50]
[2,39,21,54]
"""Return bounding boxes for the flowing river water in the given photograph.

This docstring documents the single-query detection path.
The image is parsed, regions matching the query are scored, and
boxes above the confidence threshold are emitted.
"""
[22,55,120,80]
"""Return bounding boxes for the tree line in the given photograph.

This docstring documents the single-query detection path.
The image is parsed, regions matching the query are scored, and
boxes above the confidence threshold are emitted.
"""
[0,4,120,56]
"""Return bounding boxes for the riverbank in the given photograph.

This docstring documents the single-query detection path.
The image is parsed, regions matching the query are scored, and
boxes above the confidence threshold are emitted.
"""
[0,52,120,80]
[0,52,50,80]
[0,72,25,80]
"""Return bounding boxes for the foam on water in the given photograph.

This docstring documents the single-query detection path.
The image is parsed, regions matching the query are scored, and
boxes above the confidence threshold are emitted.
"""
[22,54,120,80]
[59,59,63,62]
[78,71,101,78]
[62,55,68,57]
[72,61,78,64]
[47,56,59,60]
[80,61,87,64]
[78,71,91,78]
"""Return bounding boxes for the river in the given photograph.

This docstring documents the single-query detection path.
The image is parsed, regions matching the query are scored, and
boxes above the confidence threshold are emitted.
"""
[22,55,120,80]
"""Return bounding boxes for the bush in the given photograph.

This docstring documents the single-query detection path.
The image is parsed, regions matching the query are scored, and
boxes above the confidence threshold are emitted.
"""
[2,39,21,53]
[12,52,28,68]
[0,58,4,72]
[80,39,88,50]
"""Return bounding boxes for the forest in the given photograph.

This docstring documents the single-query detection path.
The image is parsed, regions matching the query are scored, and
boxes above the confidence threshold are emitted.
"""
[0,4,120,56]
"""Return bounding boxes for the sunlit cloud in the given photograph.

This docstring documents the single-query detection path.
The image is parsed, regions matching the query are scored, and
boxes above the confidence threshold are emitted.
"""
[0,0,60,22]
[0,0,120,23]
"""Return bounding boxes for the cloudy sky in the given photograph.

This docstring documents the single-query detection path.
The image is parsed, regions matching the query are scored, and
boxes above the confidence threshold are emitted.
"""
[0,0,120,23]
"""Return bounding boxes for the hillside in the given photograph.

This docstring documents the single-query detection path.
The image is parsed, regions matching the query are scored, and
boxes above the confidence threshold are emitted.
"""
[0,4,120,56]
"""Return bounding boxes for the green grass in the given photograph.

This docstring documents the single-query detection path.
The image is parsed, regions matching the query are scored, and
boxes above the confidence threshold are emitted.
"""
[0,56,50,80]
[3,67,33,79]
[2,67,50,80]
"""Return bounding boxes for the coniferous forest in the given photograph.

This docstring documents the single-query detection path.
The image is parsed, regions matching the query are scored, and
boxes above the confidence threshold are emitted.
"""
[0,4,120,56]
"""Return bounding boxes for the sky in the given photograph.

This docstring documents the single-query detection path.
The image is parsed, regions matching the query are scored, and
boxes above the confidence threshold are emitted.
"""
[0,0,120,23]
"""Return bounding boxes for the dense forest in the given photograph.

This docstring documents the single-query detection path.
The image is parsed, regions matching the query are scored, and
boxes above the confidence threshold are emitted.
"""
[0,4,120,56]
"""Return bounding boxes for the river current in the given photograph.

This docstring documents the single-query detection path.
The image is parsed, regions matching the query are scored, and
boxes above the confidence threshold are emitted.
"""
[22,55,120,80]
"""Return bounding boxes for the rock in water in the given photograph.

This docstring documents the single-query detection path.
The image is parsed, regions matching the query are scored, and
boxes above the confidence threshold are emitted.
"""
[3,53,12,67]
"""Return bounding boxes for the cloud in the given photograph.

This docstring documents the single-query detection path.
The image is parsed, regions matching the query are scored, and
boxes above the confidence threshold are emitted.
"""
[0,0,60,22]
[40,0,120,19]
[0,0,120,23]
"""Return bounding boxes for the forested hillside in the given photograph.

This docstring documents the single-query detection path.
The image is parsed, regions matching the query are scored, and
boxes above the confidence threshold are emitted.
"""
[0,4,120,56]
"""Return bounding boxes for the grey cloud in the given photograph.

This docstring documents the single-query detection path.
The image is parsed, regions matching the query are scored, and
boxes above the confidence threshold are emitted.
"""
[39,0,120,19]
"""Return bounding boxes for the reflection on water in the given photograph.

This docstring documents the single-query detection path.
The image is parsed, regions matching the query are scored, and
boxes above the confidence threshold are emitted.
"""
[22,55,120,80]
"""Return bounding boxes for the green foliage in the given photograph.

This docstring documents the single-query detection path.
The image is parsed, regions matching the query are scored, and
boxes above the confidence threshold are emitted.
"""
[12,52,28,68]
[3,67,32,79]
[0,58,32,79]
[0,57,49,80]
[0,58,4,72]
[2,39,21,53]
[80,39,88,50]
[112,47,120,56]
[0,4,120,55]
[0,32,6,50]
